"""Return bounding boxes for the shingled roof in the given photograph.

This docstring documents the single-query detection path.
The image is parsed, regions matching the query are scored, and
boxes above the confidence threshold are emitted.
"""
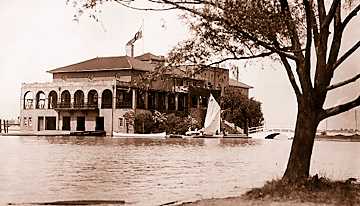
[47,56,154,73]
[229,79,253,89]
[135,52,165,62]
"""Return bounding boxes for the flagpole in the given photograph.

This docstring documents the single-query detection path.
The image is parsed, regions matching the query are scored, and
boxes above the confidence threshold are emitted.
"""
[142,18,145,54]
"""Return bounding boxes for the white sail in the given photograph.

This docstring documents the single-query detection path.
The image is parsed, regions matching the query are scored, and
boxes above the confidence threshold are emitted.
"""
[203,94,221,135]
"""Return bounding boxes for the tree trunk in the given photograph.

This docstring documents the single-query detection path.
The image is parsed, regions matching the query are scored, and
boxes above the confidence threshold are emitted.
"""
[283,102,320,182]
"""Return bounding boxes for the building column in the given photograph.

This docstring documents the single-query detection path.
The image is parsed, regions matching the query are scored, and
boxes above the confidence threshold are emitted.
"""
[57,113,60,130]
[112,82,116,136]
[187,94,191,110]
[132,88,137,110]
[144,91,149,110]
[98,95,102,109]
[197,96,200,109]
[43,116,46,130]
[154,92,158,110]
[113,86,116,110]
[175,93,179,111]
[70,91,74,106]
[56,87,62,130]
[165,94,169,111]
[45,97,49,110]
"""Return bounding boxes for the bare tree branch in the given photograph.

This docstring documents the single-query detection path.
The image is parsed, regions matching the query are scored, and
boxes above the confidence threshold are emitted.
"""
[280,0,313,94]
[327,73,360,90]
[341,3,360,30]
[327,2,342,70]
[317,0,326,27]
[280,56,302,98]
[303,0,313,82]
[320,95,360,120]
[114,0,177,11]
[206,51,275,67]
[321,0,341,30]
[333,40,360,71]
[308,0,319,50]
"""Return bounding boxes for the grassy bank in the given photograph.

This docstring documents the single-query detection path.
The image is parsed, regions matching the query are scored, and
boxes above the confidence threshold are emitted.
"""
[244,176,359,205]
[181,176,360,206]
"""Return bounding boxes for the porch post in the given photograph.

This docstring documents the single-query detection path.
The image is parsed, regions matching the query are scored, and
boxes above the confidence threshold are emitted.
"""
[145,91,149,110]
[132,88,137,110]
[43,116,46,130]
[175,93,179,111]
[165,94,169,111]
[197,96,200,109]
[154,92,158,110]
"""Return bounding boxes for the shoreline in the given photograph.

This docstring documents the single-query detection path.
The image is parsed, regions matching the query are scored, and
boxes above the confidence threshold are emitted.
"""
[177,196,330,206]
[178,177,360,206]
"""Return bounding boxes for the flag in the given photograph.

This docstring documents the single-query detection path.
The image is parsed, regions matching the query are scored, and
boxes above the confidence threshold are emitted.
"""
[126,28,143,46]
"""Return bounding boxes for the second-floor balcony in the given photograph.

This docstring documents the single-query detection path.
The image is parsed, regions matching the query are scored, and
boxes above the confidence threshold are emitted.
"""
[54,102,99,111]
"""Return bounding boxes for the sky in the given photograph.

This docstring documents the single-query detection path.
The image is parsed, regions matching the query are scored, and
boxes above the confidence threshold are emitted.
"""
[0,0,359,130]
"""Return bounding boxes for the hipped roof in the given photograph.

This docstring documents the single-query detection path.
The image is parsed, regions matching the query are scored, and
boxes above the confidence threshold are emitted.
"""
[135,52,165,62]
[47,56,154,73]
[229,79,253,89]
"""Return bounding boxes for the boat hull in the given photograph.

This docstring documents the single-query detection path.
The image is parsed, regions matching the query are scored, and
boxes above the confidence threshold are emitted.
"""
[112,132,166,139]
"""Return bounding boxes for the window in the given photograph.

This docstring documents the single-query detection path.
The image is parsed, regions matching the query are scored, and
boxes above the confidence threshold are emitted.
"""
[119,117,124,128]
[28,117,32,127]
[24,117,27,127]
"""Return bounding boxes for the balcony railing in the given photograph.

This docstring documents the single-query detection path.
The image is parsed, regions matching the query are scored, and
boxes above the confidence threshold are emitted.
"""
[55,102,98,111]
[116,101,132,109]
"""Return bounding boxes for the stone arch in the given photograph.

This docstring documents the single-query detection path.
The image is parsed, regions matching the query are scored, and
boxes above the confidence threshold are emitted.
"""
[24,91,34,109]
[48,90,58,109]
[35,91,46,109]
[87,89,98,108]
[101,89,113,109]
[74,90,85,108]
[60,90,71,108]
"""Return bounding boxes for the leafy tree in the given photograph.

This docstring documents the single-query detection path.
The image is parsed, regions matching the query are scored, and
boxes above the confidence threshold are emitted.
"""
[134,112,154,133]
[164,113,202,134]
[75,0,360,182]
[221,91,264,130]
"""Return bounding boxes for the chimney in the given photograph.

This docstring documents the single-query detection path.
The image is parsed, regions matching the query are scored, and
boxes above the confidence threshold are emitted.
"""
[131,44,134,57]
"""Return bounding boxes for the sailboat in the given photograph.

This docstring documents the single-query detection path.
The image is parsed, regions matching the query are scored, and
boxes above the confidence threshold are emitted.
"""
[202,93,222,137]
[185,94,223,138]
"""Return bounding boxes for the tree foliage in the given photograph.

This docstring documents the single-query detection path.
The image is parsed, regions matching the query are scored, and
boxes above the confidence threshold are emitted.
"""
[221,91,264,129]
[133,110,201,134]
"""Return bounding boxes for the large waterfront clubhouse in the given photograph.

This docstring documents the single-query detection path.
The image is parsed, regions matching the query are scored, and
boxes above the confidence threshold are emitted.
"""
[20,53,251,135]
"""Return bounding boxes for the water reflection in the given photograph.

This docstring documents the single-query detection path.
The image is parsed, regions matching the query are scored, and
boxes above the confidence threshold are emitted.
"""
[0,136,358,206]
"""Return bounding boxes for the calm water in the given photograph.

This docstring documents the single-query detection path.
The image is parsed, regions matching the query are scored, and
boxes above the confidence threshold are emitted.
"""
[0,136,359,205]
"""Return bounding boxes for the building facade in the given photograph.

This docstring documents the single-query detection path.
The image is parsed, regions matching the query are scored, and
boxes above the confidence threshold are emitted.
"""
[20,53,252,135]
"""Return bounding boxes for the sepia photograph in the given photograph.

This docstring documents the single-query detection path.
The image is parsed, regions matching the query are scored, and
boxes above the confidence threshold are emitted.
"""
[0,0,359,205]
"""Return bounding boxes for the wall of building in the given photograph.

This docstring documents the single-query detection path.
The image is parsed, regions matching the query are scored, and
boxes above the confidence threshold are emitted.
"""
[57,111,98,131]
[20,109,58,131]
[20,80,115,133]
[113,108,134,133]
[21,80,115,111]
[99,109,112,135]
[226,86,249,97]
[193,67,229,95]
[53,70,132,82]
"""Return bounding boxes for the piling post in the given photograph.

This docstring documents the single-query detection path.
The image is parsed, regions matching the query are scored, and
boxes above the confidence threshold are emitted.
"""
[6,120,9,133]
[3,120,6,133]
[0,119,2,133]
